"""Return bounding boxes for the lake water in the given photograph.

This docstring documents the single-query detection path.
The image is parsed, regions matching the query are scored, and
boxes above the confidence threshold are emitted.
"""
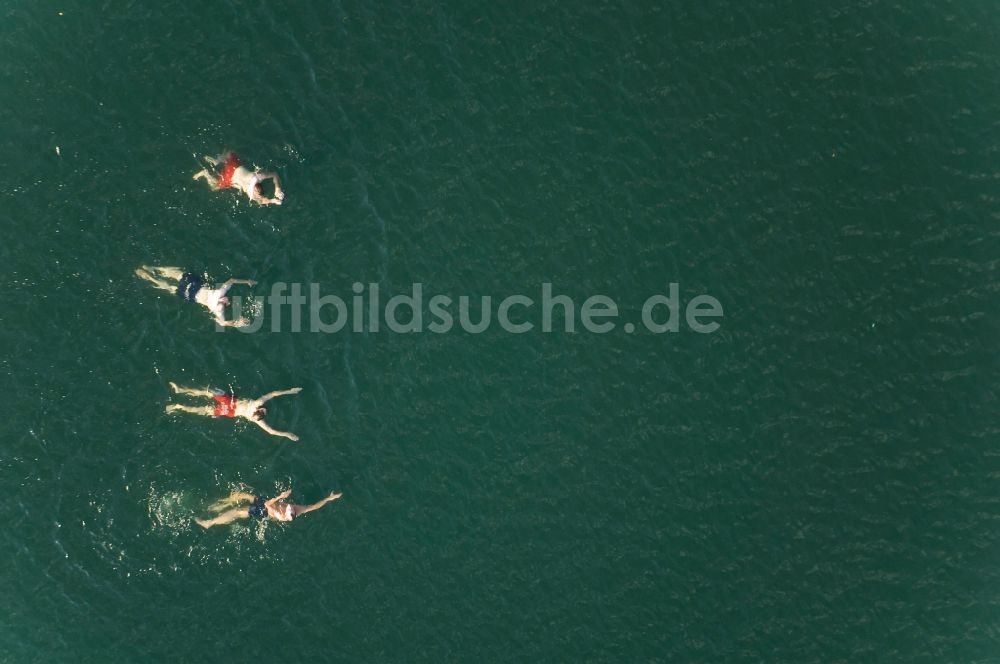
[1,1,999,661]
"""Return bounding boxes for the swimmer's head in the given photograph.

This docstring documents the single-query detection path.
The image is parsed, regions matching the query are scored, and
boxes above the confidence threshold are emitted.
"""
[218,296,230,307]
[253,407,267,420]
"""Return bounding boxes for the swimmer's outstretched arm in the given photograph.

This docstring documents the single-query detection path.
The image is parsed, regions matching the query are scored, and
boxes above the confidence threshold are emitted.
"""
[214,313,248,328]
[265,490,292,511]
[256,387,303,404]
[212,279,255,298]
[168,382,215,398]
[253,419,299,442]
[220,278,257,291]
[291,492,342,518]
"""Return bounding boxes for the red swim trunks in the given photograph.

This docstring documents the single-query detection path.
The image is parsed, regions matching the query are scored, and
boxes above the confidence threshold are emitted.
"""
[213,394,238,418]
[217,153,240,189]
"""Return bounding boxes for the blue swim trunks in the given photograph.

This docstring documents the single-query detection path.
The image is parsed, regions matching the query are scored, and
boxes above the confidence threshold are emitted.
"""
[176,272,203,302]
[248,496,267,519]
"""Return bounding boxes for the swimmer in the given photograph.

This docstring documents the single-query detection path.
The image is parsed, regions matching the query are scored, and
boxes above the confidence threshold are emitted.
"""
[192,151,284,206]
[195,488,342,529]
[165,383,303,441]
[134,265,255,328]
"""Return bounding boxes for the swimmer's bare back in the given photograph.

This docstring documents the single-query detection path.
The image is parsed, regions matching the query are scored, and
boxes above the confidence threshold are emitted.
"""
[192,151,284,206]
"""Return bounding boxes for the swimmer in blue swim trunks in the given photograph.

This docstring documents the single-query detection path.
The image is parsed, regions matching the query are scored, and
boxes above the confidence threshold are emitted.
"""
[134,265,255,327]
[195,488,342,529]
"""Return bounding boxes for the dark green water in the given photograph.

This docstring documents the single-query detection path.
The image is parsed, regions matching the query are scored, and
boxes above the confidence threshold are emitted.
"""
[2,1,999,661]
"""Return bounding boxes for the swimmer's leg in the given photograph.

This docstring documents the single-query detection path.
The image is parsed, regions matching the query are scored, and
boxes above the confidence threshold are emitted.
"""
[208,491,256,512]
[135,267,177,294]
[145,266,185,281]
[193,169,221,189]
[165,404,215,417]
[202,153,228,167]
[195,508,249,529]
[291,493,342,518]
[168,382,216,398]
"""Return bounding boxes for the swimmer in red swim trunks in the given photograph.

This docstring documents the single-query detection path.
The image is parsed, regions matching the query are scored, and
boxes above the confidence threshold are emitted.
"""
[192,151,285,206]
[165,382,303,441]
[195,487,342,529]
